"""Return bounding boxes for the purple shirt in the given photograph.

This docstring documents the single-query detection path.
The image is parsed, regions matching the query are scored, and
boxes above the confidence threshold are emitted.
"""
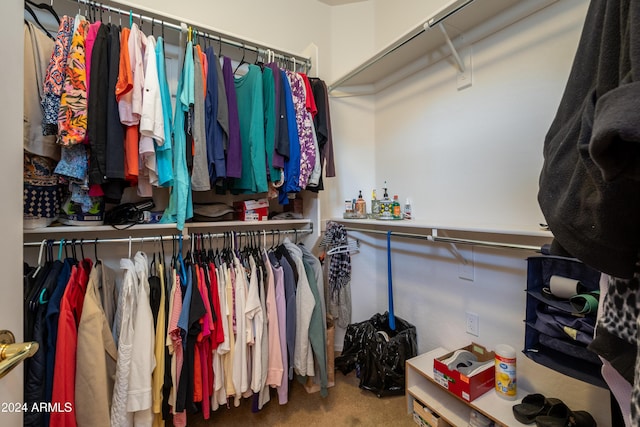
[266,63,285,169]
[222,57,242,179]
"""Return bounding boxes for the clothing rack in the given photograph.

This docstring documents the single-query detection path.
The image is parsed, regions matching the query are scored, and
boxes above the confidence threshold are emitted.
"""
[341,226,544,252]
[23,227,313,247]
[72,0,312,73]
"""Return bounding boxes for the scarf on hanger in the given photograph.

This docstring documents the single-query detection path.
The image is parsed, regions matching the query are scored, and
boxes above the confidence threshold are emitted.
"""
[325,221,351,299]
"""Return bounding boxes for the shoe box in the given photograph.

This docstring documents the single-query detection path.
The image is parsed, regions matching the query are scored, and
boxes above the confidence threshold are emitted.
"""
[233,198,269,221]
[433,342,495,402]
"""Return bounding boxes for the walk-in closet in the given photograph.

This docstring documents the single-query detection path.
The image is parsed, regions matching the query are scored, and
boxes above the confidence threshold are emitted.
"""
[3,0,634,425]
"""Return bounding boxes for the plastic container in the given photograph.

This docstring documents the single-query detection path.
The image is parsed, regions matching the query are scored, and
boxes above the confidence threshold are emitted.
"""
[495,344,517,400]
[404,198,412,220]
[392,195,401,219]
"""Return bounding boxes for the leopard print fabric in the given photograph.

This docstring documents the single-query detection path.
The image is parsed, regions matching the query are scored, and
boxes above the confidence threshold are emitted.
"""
[599,272,640,421]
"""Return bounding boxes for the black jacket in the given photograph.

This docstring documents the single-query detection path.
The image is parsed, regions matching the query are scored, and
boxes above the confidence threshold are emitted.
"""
[538,0,640,279]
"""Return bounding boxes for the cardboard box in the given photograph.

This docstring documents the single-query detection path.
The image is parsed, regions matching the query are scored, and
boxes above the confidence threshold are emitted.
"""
[433,343,495,402]
[412,400,452,427]
[233,199,269,221]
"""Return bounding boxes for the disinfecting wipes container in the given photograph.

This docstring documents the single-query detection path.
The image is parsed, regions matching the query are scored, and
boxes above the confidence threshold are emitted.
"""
[495,344,517,400]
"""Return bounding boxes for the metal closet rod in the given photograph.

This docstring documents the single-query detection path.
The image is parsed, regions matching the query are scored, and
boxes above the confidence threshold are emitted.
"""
[341,226,543,252]
[23,227,313,247]
[74,0,312,71]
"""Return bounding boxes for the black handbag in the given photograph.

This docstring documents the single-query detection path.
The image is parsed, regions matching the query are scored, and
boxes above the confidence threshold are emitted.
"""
[104,200,155,227]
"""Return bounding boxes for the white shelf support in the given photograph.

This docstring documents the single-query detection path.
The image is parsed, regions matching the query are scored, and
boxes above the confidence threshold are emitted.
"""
[436,23,473,90]
[437,23,465,73]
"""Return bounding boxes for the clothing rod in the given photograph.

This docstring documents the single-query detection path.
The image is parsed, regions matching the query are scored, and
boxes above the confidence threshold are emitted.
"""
[75,0,312,70]
[23,227,313,247]
[341,226,543,252]
[328,0,474,92]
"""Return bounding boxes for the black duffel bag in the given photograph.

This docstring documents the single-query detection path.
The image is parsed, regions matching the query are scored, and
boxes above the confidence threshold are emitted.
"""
[335,311,417,397]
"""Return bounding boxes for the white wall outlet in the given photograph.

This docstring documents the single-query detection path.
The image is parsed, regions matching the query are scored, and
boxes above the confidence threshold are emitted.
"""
[466,311,479,336]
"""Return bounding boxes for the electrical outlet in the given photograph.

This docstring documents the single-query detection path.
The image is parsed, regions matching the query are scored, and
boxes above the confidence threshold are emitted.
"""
[466,312,479,336]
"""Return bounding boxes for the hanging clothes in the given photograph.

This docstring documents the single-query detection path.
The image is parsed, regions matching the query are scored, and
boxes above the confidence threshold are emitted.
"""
[160,41,194,231]
[232,64,268,193]
[262,67,281,183]
[50,258,92,427]
[306,77,336,192]
[139,34,163,196]
[155,36,174,188]
[204,46,228,185]
[75,261,118,427]
[42,15,74,138]
[43,257,76,427]
[129,251,156,426]
[285,70,315,190]
[24,21,57,160]
[87,23,109,187]
[222,56,243,179]
[57,17,90,147]
[111,257,137,427]
[151,260,167,427]
[191,44,211,191]
[278,70,301,205]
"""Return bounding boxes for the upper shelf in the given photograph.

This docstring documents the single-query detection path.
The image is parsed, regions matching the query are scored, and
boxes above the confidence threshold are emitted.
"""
[328,0,559,95]
[329,218,552,238]
[23,219,313,236]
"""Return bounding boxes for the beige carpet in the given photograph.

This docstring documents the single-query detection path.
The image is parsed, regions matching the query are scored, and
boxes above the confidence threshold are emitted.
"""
[187,370,416,426]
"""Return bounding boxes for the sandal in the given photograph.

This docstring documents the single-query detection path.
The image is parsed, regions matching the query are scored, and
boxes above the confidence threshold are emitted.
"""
[535,401,596,427]
[512,394,560,424]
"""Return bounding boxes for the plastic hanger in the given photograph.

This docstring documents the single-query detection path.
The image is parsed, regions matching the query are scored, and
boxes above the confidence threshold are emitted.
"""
[31,239,47,279]
[25,0,60,24]
[79,238,85,260]
[58,238,65,261]
[177,234,187,285]
[24,4,55,40]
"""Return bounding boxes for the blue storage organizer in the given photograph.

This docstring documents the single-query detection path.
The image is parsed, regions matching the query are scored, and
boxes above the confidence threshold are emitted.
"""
[524,255,605,388]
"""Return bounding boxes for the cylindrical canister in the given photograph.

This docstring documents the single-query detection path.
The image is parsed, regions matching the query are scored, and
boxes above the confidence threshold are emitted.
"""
[495,344,517,400]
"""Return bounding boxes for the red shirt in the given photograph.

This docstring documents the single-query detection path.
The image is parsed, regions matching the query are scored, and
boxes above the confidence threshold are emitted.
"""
[50,259,92,427]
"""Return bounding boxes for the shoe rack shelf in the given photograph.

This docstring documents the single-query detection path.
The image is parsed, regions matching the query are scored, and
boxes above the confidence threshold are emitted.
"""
[406,347,530,427]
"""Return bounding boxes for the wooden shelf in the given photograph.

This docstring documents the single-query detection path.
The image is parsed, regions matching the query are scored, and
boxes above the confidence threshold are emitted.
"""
[329,0,558,95]
[407,347,531,427]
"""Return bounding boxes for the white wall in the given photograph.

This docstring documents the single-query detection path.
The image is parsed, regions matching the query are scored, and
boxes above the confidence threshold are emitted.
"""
[1,1,25,426]
[327,0,612,424]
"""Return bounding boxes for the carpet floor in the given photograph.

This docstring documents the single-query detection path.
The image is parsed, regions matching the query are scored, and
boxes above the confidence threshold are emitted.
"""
[186,370,416,426]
